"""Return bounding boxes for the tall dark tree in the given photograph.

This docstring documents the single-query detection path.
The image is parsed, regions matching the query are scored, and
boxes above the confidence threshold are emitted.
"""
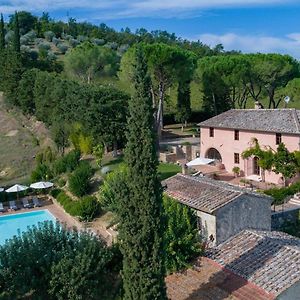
[13,12,20,53]
[119,46,167,300]
[2,50,23,105]
[175,80,192,130]
[0,14,5,50]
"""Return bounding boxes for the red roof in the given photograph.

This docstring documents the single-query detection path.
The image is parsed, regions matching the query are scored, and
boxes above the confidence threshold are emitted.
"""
[166,257,275,300]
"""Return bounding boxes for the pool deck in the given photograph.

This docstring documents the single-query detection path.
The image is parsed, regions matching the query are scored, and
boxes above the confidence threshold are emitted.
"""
[0,198,116,244]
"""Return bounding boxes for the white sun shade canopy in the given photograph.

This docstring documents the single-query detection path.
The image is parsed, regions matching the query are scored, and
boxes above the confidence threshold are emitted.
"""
[186,157,215,167]
[30,181,53,189]
[0,187,4,192]
[6,184,29,193]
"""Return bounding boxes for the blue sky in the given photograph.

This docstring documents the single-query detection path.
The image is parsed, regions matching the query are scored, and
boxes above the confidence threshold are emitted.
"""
[1,0,300,58]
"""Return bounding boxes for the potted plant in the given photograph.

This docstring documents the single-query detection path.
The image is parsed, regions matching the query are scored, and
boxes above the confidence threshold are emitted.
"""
[232,166,240,178]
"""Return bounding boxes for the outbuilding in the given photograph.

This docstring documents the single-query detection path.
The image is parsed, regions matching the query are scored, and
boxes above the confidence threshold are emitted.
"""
[163,174,272,246]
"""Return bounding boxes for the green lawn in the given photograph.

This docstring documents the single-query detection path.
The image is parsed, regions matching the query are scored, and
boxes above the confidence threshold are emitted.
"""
[158,163,181,181]
[102,155,180,181]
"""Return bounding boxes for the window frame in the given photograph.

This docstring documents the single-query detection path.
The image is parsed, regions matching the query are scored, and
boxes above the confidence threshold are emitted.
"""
[234,153,240,164]
[234,130,239,141]
[276,133,282,145]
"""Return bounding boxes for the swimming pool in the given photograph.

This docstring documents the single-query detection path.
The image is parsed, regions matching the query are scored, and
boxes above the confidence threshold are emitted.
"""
[0,210,56,245]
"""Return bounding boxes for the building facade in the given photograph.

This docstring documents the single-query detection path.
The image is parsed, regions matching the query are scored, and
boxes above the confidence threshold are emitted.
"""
[163,174,272,246]
[199,108,300,184]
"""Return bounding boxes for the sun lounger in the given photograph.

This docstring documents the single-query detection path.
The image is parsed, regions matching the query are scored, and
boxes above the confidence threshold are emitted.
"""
[9,201,18,211]
[33,198,41,207]
[0,202,6,212]
[22,198,33,209]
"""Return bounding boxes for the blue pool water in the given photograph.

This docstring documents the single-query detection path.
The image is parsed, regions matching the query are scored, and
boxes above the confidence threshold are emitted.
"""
[0,210,56,245]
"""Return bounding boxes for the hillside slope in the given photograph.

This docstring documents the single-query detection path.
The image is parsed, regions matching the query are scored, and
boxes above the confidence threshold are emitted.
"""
[0,93,54,186]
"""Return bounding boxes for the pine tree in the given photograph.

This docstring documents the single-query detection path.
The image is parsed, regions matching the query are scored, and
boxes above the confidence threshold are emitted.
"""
[119,46,167,300]
[0,14,5,50]
[13,12,20,53]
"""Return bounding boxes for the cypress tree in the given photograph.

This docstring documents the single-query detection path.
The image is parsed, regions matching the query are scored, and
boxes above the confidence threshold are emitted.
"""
[119,46,167,300]
[175,80,192,130]
[13,12,20,53]
[0,14,5,50]
[2,50,22,105]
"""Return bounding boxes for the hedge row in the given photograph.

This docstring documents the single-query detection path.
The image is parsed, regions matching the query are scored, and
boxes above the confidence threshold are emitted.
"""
[50,189,101,221]
[264,182,300,205]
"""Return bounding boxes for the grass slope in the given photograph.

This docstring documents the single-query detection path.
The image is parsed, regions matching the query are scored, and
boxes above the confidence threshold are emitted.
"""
[0,94,54,186]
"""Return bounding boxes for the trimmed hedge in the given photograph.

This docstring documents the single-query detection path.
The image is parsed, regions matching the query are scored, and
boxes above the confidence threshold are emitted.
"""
[52,190,100,221]
[56,191,81,216]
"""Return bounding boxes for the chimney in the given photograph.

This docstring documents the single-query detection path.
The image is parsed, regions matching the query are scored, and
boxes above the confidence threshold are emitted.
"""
[181,163,188,175]
[254,101,263,109]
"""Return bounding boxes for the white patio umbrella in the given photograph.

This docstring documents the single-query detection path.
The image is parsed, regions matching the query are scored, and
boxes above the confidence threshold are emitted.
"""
[30,181,53,189]
[5,184,29,201]
[186,157,215,167]
[5,184,28,193]
[0,187,4,192]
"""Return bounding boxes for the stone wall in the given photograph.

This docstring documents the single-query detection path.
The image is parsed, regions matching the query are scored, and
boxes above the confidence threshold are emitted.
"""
[271,208,300,230]
[196,210,216,246]
[216,195,271,245]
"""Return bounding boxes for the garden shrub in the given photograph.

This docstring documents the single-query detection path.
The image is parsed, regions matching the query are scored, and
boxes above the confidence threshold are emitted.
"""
[53,191,99,221]
[163,196,202,273]
[264,181,300,205]
[31,163,53,181]
[78,196,101,222]
[56,191,81,216]
[53,149,81,175]
[0,222,115,300]
[69,162,93,197]
[99,164,129,213]
[50,188,62,198]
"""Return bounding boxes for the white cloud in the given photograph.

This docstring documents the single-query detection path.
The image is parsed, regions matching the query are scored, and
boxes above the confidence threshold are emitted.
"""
[198,32,300,58]
[0,0,296,17]
[0,0,120,14]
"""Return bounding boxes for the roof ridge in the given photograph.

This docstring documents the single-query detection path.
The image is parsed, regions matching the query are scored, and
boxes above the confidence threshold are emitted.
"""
[179,173,243,195]
[244,230,300,251]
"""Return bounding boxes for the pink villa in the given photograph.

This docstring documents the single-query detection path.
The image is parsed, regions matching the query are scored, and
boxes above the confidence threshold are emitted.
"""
[198,107,300,184]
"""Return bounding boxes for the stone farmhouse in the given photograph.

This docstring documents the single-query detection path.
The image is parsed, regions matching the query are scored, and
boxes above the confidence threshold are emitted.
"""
[163,173,272,245]
[164,174,300,299]
[198,108,300,184]
[208,230,300,300]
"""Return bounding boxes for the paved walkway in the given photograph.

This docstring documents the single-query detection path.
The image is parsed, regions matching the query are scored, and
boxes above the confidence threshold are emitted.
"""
[1,198,116,245]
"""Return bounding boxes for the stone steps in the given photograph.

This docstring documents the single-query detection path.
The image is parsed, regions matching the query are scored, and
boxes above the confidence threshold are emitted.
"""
[289,193,300,205]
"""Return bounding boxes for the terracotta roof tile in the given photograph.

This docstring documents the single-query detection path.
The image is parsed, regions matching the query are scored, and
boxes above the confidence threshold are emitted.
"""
[208,230,300,295]
[199,109,300,135]
[163,174,271,214]
[166,257,275,300]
